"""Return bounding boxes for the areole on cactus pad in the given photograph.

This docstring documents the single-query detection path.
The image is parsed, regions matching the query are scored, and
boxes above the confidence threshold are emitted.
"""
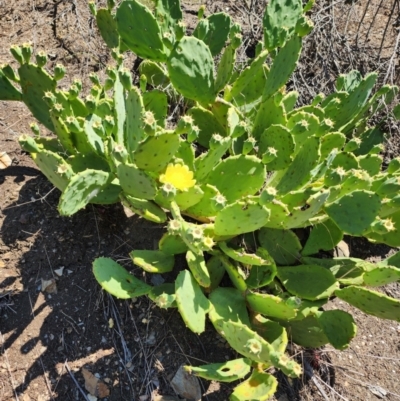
[1,0,400,399]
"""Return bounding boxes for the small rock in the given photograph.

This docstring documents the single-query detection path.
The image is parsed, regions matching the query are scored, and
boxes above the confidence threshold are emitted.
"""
[334,240,350,257]
[171,365,201,401]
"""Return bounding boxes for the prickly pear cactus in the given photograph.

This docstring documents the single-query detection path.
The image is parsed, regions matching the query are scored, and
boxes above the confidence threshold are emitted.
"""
[3,0,400,399]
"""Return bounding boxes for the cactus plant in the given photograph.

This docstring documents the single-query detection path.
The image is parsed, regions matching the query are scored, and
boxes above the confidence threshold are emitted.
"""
[2,0,400,398]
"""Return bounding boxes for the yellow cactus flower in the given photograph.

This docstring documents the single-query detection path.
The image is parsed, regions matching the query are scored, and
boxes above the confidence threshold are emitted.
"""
[159,163,196,191]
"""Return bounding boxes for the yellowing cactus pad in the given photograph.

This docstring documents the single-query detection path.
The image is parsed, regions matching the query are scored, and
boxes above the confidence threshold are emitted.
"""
[160,163,196,191]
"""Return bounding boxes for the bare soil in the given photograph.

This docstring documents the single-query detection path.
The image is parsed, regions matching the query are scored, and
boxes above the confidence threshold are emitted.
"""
[1,1,400,400]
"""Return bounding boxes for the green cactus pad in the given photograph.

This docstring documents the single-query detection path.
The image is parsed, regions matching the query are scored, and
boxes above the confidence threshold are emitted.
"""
[258,228,301,265]
[317,310,357,350]
[363,266,400,287]
[218,255,247,292]
[159,233,188,255]
[167,36,215,105]
[194,136,231,182]
[331,151,359,170]
[58,169,112,216]
[138,60,170,88]
[230,370,277,401]
[206,256,226,291]
[113,74,125,145]
[185,184,218,221]
[251,315,288,353]
[133,130,180,172]
[18,63,55,130]
[219,242,273,266]
[0,68,22,100]
[246,263,277,289]
[301,256,367,286]
[118,163,157,199]
[188,106,226,147]
[116,0,166,61]
[287,111,319,149]
[90,179,122,205]
[325,190,381,235]
[246,292,298,320]
[226,50,269,107]
[280,315,329,348]
[215,44,235,93]
[274,136,320,194]
[130,249,174,273]
[320,132,346,159]
[302,219,343,256]
[283,190,330,229]
[263,35,302,100]
[277,265,339,300]
[282,91,299,113]
[381,251,400,269]
[193,12,231,56]
[31,150,72,191]
[96,8,119,49]
[83,114,105,156]
[173,185,204,210]
[93,257,151,299]
[263,0,303,50]
[148,283,176,309]
[206,155,266,203]
[184,358,251,383]
[186,250,210,288]
[258,125,294,171]
[125,86,145,154]
[358,154,382,176]
[215,200,270,236]
[154,0,182,39]
[175,270,210,333]
[253,91,288,140]
[143,89,168,127]
[121,194,167,223]
[336,286,400,322]
[209,287,250,334]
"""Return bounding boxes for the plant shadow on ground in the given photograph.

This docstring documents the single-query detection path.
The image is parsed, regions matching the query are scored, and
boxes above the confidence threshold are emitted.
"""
[0,166,241,400]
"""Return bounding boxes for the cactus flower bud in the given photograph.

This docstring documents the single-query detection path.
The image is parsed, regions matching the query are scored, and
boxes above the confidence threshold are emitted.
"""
[175,21,186,41]
[89,72,101,86]
[51,103,64,117]
[262,147,278,164]
[1,64,19,82]
[211,194,227,212]
[209,133,225,150]
[106,66,117,80]
[53,63,66,81]
[295,16,314,37]
[30,122,40,136]
[88,1,97,16]
[198,5,206,19]
[168,219,182,235]
[19,134,40,153]
[65,116,82,134]
[232,120,247,138]
[10,45,24,64]
[104,78,114,91]
[35,51,48,67]
[43,91,56,107]
[73,78,82,91]
[371,218,395,235]
[259,186,277,205]
[245,339,262,355]
[85,94,97,113]
[162,32,174,50]
[231,33,242,50]
[21,43,33,64]
[242,137,256,155]
[161,183,177,200]
[90,85,101,97]
[139,74,147,92]
[92,120,105,137]
[112,143,128,164]
[143,111,157,135]
[187,125,199,143]
[104,115,115,136]
[387,157,400,174]
[344,137,362,152]
[67,84,80,100]
[119,68,133,91]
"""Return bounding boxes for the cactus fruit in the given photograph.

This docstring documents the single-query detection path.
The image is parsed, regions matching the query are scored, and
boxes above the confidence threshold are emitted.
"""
[184,358,252,383]
[93,257,151,298]
[175,270,210,333]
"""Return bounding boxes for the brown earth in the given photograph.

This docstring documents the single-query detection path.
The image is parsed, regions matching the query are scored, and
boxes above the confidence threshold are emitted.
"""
[1,1,400,400]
